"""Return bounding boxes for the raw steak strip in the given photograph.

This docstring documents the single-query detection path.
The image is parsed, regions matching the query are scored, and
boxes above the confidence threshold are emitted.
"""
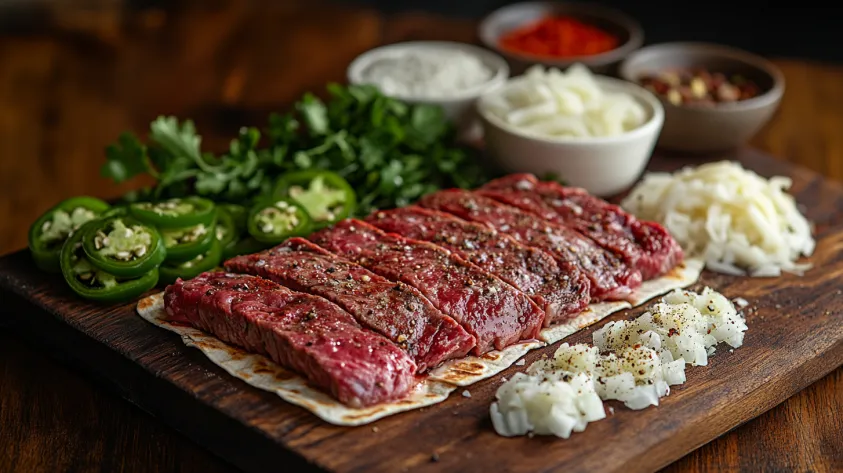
[164,272,416,407]
[419,189,642,301]
[480,174,684,279]
[310,219,545,354]
[224,238,475,372]
[365,206,590,324]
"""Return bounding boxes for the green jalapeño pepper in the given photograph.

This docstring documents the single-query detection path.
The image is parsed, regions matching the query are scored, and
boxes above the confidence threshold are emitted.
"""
[160,218,217,263]
[273,170,356,229]
[129,197,216,229]
[61,220,159,303]
[221,236,268,260]
[81,216,167,278]
[101,206,129,219]
[158,239,223,286]
[29,196,111,273]
[214,207,239,249]
[247,198,311,245]
[218,203,248,232]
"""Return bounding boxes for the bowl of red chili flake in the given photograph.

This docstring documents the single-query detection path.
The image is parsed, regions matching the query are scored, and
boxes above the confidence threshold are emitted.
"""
[479,2,643,73]
[619,42,784,153]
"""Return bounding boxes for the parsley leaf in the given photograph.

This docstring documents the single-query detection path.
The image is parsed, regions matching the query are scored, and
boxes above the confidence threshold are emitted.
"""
[101,132,154,183]
[102,84,494,214]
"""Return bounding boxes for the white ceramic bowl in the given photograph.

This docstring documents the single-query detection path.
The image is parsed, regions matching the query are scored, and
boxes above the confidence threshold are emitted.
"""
[478,75,664,197]
[347,41,509,135]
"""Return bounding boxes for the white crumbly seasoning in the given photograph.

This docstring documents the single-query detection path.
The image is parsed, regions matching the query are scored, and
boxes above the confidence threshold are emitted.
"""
[462,390,472,398]
[361,49,493,98]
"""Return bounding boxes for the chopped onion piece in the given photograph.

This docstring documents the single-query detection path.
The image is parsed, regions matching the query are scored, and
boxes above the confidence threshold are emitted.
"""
[491,288,747,438]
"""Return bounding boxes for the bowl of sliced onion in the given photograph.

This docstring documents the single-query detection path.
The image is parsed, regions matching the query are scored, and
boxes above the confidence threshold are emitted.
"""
[478,64,663,196]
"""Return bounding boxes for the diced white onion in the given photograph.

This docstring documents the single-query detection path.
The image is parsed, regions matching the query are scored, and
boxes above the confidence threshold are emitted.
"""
[491,288,747,439]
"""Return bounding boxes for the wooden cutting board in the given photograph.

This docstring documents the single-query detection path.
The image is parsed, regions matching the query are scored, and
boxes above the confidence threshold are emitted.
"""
[1,148,842,473]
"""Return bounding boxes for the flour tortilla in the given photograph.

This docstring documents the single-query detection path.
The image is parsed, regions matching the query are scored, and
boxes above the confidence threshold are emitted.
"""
[135,258,702,425]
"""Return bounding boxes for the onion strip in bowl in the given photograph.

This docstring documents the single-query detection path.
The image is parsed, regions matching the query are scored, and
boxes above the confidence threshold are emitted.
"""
[480,64,647,139]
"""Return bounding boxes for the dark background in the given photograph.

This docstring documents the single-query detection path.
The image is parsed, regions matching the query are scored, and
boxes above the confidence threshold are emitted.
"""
[2,0,841,62]
[352,0,843,63]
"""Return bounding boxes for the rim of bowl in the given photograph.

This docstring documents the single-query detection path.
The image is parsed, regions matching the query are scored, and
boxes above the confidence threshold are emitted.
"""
[346,41,510,103]
[477,74,664,145]
[618,42,786,112]
[478,1,644,67]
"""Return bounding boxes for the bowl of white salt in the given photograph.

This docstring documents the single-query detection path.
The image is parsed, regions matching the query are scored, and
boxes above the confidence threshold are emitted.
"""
[347,41,510,139]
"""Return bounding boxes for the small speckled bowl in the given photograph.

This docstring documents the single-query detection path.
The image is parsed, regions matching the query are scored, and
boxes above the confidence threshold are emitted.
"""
[619,42,785,153]
[478,1,644,75]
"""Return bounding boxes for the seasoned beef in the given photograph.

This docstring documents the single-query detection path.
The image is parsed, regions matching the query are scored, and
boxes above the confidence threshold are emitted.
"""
[365,206,590,323]
[419,189,642,301]
[164,272,416,407]
[310,219,545,354]
[224,238,475,372]
[480,174,683,279]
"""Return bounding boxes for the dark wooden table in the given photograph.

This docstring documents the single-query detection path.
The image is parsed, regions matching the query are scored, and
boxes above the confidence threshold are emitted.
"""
[1,2,841,472]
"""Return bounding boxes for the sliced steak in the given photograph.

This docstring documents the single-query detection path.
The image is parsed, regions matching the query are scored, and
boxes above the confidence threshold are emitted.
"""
[419,189,642,301]
[365,206,590,323]
[310,219,545,354]
[164,272,416,407]
[224,238,475,372]
[480,174,683,279]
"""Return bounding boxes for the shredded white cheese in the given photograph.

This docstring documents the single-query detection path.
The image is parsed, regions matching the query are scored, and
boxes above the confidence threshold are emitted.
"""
[480,63,646,138]
[490,288,747,439]
[361,50,493,99]
[621,161,815,277]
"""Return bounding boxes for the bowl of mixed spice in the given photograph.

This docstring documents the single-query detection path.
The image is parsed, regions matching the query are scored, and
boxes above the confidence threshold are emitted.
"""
[620,42,784,153]
[479,1,643,74]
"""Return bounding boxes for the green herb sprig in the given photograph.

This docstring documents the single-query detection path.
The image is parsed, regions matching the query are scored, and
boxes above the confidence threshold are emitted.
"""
[101,84,490,215]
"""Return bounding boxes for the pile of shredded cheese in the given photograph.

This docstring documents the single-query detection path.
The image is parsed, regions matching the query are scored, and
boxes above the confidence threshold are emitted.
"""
[490,288,747,439]
[480,63,646,138]
[361,49,493,98]
[621,161,815,277]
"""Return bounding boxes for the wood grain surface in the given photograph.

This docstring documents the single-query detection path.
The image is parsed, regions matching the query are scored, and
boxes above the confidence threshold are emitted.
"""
[1,149,842,473]
[1,1,842,472]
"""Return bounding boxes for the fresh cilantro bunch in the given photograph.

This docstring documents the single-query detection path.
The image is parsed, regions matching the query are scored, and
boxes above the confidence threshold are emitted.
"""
[101,84,490,215]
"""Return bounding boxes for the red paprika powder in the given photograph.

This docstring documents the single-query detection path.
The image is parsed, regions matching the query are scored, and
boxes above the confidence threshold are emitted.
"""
[499,16,619,59]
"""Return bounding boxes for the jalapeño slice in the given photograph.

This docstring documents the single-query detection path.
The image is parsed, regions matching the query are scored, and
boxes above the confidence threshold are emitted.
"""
[101,206,129,219]
[221,236,268,260]
[158,239,223,286]
[161,219,217,263]
[218,204,267,259]
[214,207,239,249]
[29,196,111,273]
[81,216,167,278]
[61,220,159,303]
[247,198,311,244]
[218,203,248,232]
[129,197,216,229]
[273,170,356,229]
